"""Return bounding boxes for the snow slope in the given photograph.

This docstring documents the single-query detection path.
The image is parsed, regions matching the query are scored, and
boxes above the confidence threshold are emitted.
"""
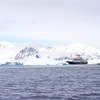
[0,41,100,65]
[24,57,67,65]
[65,43,100,59]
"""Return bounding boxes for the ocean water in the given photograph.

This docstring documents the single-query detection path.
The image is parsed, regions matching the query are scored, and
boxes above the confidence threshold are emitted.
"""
[0,65,100,100]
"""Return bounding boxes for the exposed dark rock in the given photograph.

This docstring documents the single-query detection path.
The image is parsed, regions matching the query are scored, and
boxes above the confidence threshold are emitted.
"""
[15,47,38,60]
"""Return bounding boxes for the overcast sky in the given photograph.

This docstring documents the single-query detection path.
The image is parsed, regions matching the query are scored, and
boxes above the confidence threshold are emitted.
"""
[0,0,100,47]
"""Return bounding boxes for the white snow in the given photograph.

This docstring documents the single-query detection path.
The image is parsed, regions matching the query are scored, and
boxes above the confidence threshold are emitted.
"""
[24,57,67,65]
[0,41,100,65]
[88,59,100,64]
[0,41,22,64]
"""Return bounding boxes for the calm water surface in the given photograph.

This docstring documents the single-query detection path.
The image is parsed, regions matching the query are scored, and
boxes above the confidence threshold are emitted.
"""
[0,65,100,100]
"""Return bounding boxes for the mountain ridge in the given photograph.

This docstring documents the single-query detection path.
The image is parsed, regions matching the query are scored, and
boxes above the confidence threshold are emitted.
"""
[0,41,100,65]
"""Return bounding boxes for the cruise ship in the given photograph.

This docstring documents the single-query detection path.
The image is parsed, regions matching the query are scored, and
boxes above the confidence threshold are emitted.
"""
[66,56,88,64]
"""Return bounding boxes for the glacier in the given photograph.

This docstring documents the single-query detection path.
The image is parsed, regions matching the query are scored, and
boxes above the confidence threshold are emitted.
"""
[0,41,100,65]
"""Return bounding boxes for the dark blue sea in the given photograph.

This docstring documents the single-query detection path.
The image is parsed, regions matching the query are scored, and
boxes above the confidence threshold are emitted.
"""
[0,65,100,100]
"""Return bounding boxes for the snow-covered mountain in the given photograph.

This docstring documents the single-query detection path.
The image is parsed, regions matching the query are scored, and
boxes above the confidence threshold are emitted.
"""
[37,43,100,60]
[0,41,100,65]
[65,43,100,59]
[15,47,39,60]
[0,41,17,63]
